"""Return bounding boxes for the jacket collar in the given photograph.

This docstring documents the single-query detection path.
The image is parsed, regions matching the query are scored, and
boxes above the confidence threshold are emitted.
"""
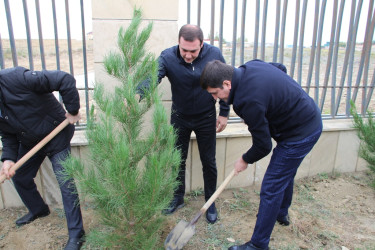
[227,67,242,105]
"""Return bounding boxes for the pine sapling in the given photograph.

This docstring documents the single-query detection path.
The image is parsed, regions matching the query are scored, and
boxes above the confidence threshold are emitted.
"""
[62,8,180,249]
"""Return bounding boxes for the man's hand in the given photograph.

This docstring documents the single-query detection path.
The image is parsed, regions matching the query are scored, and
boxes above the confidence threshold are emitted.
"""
[234,157,248,175]
[65,111,81,124]
[1,160,16,179]
[135,94,140,102]
[216,115,228,133]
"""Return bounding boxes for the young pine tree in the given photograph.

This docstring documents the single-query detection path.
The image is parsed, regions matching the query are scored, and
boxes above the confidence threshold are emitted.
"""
[350,101,375,188]
[62,9,180,249]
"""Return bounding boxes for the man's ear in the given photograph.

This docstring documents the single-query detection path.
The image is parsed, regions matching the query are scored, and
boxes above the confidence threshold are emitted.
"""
[223,80,232,89]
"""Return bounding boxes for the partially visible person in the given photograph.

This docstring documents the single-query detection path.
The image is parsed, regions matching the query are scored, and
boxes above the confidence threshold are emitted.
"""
[137,24,230,224]
[0,67,85,250]
[200,59,322,250]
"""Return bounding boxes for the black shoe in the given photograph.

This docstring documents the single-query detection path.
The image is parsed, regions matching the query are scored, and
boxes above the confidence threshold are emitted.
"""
[162,197,184,215]
[16,207,50,226]
[228,241,269,250]
[64,236,85,250]
[206,202,217,224]
[277,214,290,226]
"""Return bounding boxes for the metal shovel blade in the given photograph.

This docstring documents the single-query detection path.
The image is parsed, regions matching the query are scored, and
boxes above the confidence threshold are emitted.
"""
[164,170,236,249]
[164,220,196,250]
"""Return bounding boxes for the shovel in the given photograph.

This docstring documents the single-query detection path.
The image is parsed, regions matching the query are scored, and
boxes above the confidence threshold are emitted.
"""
[164,169,236,250]
[0,119,70,183]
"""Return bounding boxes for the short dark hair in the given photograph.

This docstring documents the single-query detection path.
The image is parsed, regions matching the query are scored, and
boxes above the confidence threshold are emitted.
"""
[200,60,234,89]
[178,24,204,45]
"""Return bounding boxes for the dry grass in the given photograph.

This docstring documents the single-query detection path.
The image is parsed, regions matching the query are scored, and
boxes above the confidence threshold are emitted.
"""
[2,39,93,75]
[220,44,375,117]
[3,39,375,121]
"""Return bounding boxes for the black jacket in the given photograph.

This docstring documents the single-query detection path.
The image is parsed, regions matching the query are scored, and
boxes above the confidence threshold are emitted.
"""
[227,60,322,164]
[0,67,80,162]
[139,43,230,117]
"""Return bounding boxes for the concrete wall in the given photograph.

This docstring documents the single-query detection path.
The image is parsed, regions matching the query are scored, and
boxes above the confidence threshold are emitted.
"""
[0,0,368,208]
[92,0,176,104]
[0,120,367,209]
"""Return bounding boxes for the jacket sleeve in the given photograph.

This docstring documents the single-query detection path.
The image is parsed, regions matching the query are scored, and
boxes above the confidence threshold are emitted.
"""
[136,55,166,99]
[218,51,230,117]
[240,101,273,164]
[23,70,80,115]
[0,131,19,162]
[218,100,230,117]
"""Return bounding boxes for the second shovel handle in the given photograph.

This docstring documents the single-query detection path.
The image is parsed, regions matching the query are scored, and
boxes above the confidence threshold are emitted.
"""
[189,169,236,226]
[202,169,236,212]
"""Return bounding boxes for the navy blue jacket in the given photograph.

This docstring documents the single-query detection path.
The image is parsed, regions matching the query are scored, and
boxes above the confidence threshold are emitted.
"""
[139,43,229,117]
[0,67,80,162]
[227,60,322,164]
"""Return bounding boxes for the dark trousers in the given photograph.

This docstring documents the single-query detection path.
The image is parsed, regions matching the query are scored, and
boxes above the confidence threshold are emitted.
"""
[251,125,322,248]
[171,110,217,201]
[12,145,84,238]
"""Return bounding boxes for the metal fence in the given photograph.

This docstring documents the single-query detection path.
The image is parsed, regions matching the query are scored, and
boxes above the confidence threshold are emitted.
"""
[1,0,374,123]
[0,0,92,128]
[183,0,375,119]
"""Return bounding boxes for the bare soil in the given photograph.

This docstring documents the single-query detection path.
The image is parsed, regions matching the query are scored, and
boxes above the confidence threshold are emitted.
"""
[1,171,374,249]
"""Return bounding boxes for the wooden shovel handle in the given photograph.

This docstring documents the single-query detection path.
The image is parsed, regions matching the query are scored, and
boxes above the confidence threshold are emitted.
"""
[0,119,70,184]
[190,169,236,225]
[202,169,236,211]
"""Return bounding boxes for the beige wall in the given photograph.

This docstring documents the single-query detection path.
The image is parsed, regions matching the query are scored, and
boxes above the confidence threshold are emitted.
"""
[93,0,177,102]
[0,0,368,208]
[0,120,367,208]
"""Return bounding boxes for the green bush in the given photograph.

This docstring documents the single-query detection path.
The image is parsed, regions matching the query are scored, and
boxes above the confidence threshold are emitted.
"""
[350,100,375,188]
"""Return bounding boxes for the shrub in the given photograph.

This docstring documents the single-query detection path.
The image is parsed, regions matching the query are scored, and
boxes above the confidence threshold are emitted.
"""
[350,100,375,188]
